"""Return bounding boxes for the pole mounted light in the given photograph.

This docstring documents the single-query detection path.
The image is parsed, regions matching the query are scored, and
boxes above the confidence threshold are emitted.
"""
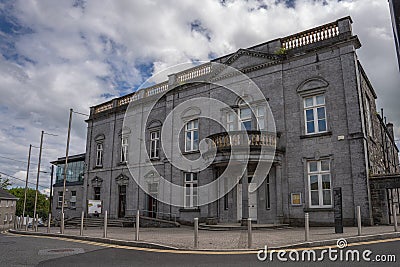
[60,108,89,234]
[33,131,57,231]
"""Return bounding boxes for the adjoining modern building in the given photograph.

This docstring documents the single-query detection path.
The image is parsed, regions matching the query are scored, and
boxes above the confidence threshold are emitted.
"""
[389,0,400,69]
[82,16,399,226]
[0,188,18,231]
[51,153,85,220]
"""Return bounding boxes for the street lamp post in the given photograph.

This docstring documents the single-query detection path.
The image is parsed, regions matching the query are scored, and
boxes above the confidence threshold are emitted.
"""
[60,108,73,234]
[33,131,44,231]
[22,144,32,224]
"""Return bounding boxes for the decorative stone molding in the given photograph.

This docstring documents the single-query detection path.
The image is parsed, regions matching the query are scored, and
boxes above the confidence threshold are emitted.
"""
[116,174,129,186]
[297,77,329,96]
[91,176,103,187]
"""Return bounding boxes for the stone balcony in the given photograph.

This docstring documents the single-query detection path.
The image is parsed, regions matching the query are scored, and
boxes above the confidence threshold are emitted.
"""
[204,130,281,164]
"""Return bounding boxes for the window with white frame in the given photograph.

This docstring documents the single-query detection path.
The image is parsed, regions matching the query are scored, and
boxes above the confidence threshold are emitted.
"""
[365,96,373,137]
[308,160,332,208]
[185,119,199,152]
[58,191,63,208]
[150,131,160,158]
[184,173,198,208]
[226,112,235,131]
[239,106,252,131]
[304,95,327,134]
[256,106,266,130]
[70,190,76,208]
[121,136,128,163]
[96,142,103,167]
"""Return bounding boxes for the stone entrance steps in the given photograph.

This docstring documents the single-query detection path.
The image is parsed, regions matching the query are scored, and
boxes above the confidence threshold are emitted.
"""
[64,215,180,228]
[199,223,290,231]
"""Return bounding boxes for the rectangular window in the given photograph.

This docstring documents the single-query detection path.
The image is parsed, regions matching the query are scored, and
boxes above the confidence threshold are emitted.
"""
[70,190,76,208]
[121,137,128,163]
[94,187,101,200]
[266,175,271,209]
[184,173,198,208]
[308,160,332,208]
[150,131,160,158]
[304,95,327,134]
[224,194,229,210]
[185,120,199,152]
[365,96,373,137]
[239,107,252,130]
[58,191,63,208]
[96,143,103,167]
[256,106,266,131]
[226,112,235,131]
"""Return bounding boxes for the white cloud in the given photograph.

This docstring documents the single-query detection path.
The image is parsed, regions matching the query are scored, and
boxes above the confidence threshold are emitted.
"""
[0,0,399,190]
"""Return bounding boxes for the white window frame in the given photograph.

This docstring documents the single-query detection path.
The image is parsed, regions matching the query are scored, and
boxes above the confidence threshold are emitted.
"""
[365,96,373,137]
[304,95,327,134]
[226,112,235,131]
[238,106,252,131]
[58,192,63,208]
[185,119,199,152]
[96,142,103,167]
[308,160,332,208]
[256,106,266,131]
[120,136,128,163]
[184,173,198,208]
[150,131,160,159]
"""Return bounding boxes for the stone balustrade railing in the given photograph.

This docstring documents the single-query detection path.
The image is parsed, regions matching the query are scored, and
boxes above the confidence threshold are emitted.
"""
[207,131,277,151]
[176,63,212,83]
[281,21,339,50]
[145,81,169,97]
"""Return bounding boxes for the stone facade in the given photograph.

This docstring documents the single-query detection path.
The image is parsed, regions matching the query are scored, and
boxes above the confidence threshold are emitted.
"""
[0,189,18,231]
[81,17,399,226]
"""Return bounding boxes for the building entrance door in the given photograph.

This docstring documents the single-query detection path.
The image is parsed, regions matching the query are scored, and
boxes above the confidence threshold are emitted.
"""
[147,195,157,218]
[237,182,258,221]
[118,185,126,218]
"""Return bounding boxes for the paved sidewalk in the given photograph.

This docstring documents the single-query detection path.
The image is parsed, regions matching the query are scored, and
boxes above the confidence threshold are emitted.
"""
[24,225,399,250]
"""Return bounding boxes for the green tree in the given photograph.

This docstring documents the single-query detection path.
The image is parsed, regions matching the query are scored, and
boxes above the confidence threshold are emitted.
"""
[7,187,49,219]
[0,174,11,189]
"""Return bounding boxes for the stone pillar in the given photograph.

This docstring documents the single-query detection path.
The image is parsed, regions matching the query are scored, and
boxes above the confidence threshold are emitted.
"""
[275,164,284,223]
[241,167,249,225]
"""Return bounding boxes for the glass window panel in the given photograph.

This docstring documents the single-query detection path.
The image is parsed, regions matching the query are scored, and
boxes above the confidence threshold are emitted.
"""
[193,131,199,150]
[192,173,197,181]
[318,119,327,132]
[193,197,198,206]
[257,107,265,116]
[316,95,325,105]
[240,108,251,119]
[317,107,325,120]
[310,175,318,190]
[321,160,330,171]
[305,97,313,107]
[258,119,265,130]
[323,190,332,205]
[311,191,319,206]
[309,162,318,172]
[322,175,331,189]
[185,173,191,182]
[186,196,190,205]
[306,109,314,121]
[243,121,252,131]
[307,121,315,133]
[186,132,191,151]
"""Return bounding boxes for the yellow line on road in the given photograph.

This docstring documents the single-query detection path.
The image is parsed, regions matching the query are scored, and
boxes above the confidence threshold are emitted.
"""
[5,232,400,255]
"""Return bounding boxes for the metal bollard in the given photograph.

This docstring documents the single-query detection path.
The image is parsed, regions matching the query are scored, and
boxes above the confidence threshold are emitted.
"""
[25,215,29,231]
[61,212,65,234]
[194,217,199,249]
[135,210,140,241]
[103,210,108,238]
[20,215,23,229]
[80,211,84,236]
[357,206,362,236]
[47,213,51,233]
[35,214,39,232]
[305,213,310,241]
[247,218,252,248]
[393,204,398,232]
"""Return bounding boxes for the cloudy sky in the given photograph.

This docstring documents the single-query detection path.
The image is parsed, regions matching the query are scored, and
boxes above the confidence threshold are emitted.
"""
[0,0,399,193]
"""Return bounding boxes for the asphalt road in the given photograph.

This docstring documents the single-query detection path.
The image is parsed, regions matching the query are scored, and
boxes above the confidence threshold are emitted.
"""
[1,232,399,267]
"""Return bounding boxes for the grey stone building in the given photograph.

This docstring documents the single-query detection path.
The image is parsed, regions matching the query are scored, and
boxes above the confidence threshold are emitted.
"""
[51,153,85,220]
[83,17,399,226]
[0,188,18,231]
